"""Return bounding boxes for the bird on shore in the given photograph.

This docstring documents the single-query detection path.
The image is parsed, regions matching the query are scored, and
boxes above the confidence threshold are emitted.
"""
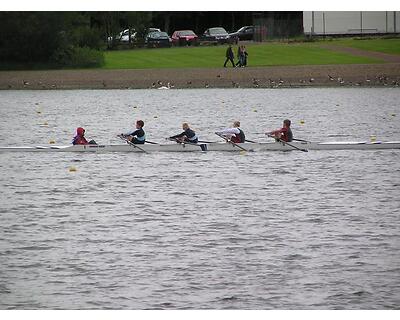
[205,83,209,88]
[23,80,29,86]
[328,74,335,81]
[252,78,259,88]
[158,82,171,90]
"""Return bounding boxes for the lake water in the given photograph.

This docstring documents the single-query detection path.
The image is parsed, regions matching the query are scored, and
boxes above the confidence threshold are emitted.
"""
[0,88,399,309]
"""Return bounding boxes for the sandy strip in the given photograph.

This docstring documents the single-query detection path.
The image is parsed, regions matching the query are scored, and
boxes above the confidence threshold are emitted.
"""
[0,63,399,89]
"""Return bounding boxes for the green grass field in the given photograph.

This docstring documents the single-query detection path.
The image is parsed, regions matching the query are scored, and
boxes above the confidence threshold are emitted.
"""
[102,38,400,69]
[331,38,400,55]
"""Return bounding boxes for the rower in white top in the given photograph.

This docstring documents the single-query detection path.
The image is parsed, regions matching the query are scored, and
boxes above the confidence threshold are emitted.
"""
[215,121,246,143]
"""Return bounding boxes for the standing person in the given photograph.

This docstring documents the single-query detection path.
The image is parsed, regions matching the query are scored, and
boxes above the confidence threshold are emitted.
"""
[72,127,96,145]
[266,119,293,142]
[242,45,248,67]
[223,44,235,68]
[169,122,198,144]
[121,120,146,144]
[236,45,243,67]
[215,121,245,143]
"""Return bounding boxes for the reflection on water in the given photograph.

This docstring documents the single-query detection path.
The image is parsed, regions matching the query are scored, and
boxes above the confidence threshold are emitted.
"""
[0,88,399,309]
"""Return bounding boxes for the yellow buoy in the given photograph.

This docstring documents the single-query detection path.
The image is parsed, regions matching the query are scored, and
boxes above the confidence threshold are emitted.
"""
[154,116,158,118]
[391,113,396,117]
[43,121,48,125]
[370,135,377,142]
[36,110,42,114]
[300,120,305,125]
[253,109,258,112]
[133,106,137,109]
[69,166,77,172]
[49,140,55,144]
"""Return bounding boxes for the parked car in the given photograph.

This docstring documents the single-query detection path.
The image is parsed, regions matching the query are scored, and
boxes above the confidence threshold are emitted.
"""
[147,27,161,34]
[146,31,172,48]
[229,26,255,42]
[171,30,198,46]
[201,27,230,44]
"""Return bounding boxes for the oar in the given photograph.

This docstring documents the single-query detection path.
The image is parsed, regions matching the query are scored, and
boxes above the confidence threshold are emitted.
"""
[198,140,218,144]
[167,137,207,151]
[215,132,248,152]
[118,135,148,153]
[245,139,257,143]
[144,140,159,145]
[292,138,310,143]
[268,135,308,152]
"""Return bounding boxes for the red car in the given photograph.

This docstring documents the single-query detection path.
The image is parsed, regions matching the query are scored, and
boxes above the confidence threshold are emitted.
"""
[171,30,198,46]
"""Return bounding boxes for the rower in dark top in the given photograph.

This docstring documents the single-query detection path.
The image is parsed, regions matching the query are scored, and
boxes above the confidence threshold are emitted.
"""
[121,120,146,144]
[169,122,198,144]
[266,119,293,142]
[216,121,245,143]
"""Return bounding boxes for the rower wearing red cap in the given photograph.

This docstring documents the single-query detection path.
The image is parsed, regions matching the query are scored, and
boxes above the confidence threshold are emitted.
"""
[72,127,96,145]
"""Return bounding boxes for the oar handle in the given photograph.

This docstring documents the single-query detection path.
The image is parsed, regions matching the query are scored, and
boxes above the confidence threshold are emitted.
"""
[215,132,248,152]
[272,135,308,152]
[166,137,207,151]
[117,135,147,153]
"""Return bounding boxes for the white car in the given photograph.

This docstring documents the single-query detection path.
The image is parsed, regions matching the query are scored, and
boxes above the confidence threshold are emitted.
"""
[118,29,137,43]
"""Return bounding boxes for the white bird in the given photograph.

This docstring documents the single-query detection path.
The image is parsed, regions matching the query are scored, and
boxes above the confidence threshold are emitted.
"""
[158,82,171,90]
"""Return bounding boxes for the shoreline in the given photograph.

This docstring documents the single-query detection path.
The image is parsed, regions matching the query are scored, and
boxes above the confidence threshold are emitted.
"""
[1,63,400,90]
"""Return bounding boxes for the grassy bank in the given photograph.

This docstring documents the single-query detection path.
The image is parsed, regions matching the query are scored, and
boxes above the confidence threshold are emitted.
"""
[331,38,400,55]
[102,38,400,69]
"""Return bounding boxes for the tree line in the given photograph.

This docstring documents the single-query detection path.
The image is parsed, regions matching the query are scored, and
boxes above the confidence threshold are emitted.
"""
[0,12,301,69]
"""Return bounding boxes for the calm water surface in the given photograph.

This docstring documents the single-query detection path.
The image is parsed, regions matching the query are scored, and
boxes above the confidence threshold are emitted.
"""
[0,88,399,309]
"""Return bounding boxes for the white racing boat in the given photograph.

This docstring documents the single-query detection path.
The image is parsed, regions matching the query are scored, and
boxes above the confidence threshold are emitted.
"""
[0,140,399,152]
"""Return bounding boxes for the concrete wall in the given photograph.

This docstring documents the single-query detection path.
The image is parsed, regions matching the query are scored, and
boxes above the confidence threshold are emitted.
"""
[304,11,399,35]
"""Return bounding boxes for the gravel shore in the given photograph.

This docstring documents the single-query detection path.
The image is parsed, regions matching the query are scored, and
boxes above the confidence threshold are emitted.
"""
[1,63,399,90]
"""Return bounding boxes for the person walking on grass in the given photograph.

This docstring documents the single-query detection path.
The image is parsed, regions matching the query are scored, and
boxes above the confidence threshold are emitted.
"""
[223,44,235,67]
[236,45,243,67]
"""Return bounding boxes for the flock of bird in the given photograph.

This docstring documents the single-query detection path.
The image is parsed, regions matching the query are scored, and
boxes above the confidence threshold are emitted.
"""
[7,74,399,90]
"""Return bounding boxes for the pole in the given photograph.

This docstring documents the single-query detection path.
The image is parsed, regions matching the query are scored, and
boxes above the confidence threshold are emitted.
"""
[360,11,363,36]
[311,11,315,36]
[323,12,326,37]
[386,11,388,33]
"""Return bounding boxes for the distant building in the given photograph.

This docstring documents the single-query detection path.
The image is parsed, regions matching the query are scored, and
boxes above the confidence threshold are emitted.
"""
[304,11,399,36]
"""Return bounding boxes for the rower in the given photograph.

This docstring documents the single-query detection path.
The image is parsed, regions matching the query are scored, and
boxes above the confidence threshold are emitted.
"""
[72,127,96,145]
[169,122,198,144]
[266,119,293,142]
[215,121,245,143]
[121,120,146,144]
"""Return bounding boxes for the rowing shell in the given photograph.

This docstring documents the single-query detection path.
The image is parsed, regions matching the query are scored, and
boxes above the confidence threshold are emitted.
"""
[0,141,399,153]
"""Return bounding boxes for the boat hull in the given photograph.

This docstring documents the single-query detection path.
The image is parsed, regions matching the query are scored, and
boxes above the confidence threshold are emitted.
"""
[0,141,399,153]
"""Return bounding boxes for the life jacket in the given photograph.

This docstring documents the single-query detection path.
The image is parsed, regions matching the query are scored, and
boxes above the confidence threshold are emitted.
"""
[281,128,293,142]
[185,128,198,142]
[73,135,88,145]
[135,128,146,142]
[230,129,245,143]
